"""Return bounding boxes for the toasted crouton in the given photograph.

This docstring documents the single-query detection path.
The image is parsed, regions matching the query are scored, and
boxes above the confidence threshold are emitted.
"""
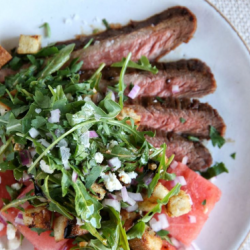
[90,183,106,200]
[117,107,141,126]
[0,101,11,116]
[0,45,12,68]
[166,190,191,217]
[129,226,163,250]
[54,216,68,242]
[120,209,140,231]
[17,35,41,54]
[23,207,51,229]
[138,183,169,212]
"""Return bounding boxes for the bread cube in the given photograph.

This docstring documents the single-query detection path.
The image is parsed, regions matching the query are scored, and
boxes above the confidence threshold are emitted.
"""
[117,107,141,126]
[90,183,106,200]
[0,45,12,68]
[17,35,41,54]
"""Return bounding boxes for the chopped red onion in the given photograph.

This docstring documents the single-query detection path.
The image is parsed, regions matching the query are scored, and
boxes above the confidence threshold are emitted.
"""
[15,213,24,225]
[108,157,121,170]
[143,173,154,185]
[172,85,180,93]
[128,85,141,99]
[19,150,32,166]
[125,203,138,212]
[131,179,138,186]
[48,109,61,123]
[127,192,143,202]
[0,214,7,226]
[170,237,181,248]
[102,199,121,212]
[182,156,188,165]
[188,215,196,223]
[149,218,162,232]
[170,161,178,170]
[157,213,169,228]
[107,193,118,200]
[121,187,136,206]
[172,176,187,186]
[89,131,99,138]
[72,171,78,182]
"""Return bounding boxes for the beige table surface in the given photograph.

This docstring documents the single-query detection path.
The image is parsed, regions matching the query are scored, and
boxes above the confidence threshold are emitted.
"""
[207,1,250,249]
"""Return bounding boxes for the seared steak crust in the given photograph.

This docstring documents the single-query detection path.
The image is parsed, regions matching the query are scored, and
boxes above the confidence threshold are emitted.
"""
[144,129,212,170]
[126,97,226,138]
[58,6,197,69]
[79,59,216,98]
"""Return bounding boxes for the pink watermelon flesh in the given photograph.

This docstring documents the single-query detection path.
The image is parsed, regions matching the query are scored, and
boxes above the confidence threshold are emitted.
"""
[0,171,16,236]
[160,163,221,246]
[1,184,68,250]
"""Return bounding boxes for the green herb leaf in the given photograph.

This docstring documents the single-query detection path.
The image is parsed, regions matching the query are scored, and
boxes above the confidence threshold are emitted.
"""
[85,165,102,189]
[187,135,200,142]
[202,199,207,206]
[155,96,164,103]
[180,117,186,123]
[39,22,51,38]
[210,126,226,148]
[200,162,228,179]
[126,221,146,240]
[30,227,48,235]
[102,19,110,29]
[230,152,236,159]
[6,186,19,200]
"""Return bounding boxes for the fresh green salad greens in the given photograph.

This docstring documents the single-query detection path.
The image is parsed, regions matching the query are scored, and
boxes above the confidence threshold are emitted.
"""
[0,44,180,249]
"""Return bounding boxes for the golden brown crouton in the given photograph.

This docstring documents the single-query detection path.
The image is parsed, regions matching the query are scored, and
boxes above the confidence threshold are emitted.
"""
[0,101,11,116]
[117,107,141,126]
[0,45,12,68]
[17,35,41,54]
[166,190,191,217]
[54,216,68,242]
[23,207,51,229]
[129,226,163,250]
[90,183,106,200]
[120,209,140,231]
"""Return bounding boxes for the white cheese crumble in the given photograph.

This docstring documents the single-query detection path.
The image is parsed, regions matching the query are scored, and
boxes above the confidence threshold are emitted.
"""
[107,140,118,149]
[35,108,42,114]
[56,139,68,148]
[60,147,71,169]
[8,237,21,250]
[38,139,50,148]
[118,171,138,184]
[94,152,104,163]
[77,95,83,101]
[48,109,61,123]
[127,171,138,180]
[101,172,122,192]
[76,217,85,226]
[40,160,54,174]
[29,128,39,138]
[11,183,21,190]
[7,224,16,240]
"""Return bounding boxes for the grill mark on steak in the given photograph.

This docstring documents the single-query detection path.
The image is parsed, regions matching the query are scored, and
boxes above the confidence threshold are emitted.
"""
[57,6,197,69]
[126,97,226,139]
[79,59,216,98]
[142,128,212,170]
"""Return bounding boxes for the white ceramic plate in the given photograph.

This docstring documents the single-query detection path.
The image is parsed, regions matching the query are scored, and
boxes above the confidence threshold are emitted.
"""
[0,0,250,249]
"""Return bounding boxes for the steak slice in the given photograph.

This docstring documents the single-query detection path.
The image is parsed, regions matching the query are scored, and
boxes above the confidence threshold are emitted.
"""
[124,97,226,138]
[143,129,212,170]
[79,59,216,98]
[58,6,197,69]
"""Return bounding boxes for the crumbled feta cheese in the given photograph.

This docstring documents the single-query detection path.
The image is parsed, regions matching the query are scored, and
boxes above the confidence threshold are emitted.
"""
[0,222,4,231]
[8,236,21,250]
[56,139,68,148]
[11,183,21,190]
[0,241,6,250]
[118,171,138,184]
[29,128,39,138]
[76,217,85,226]
[60,147,71,169]
[79,131,90,147]
[94,152,104,164]
[48,109,61,123]
[107,140,118,149]
[38,139,50,148]
[83,96,92,102]
[7,224,16,240]
[77,95,83,101]
[40,160,54,174]
[101,172,122,192]
[35,108,42,114]
[127,171,138,180]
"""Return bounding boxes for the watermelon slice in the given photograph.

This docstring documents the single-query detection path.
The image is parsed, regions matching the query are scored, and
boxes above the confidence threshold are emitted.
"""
[160,163,221,246]
[1,184,68,250]
[0,171,16,237]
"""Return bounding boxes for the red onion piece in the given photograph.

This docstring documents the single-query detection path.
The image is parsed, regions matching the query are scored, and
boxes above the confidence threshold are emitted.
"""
[182,156,188,165]
[15,212,24,225]
[127,192,143,202]
[19,150,32,166]
[121,187,136,206]
[143,172,154,185]
[172,176,187,186]
[149,218,162,232]
[128,85,141,99]
[72,171,78,182]
[172,85,180,93]
[157,213,169,228]
[102,199,121,212]
[170,161,178,170]
[108,157,121,170]
[125,203,138,212]
[188,215,196,223]
[48,109,61,123]
[107,193,118,200]
[89,131,99,138]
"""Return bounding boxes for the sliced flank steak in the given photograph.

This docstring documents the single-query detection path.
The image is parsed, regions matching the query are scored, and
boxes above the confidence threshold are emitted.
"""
[79,59,216,99]
[125,97,226,139]
[143,129,212,170]
[57,6,197,69]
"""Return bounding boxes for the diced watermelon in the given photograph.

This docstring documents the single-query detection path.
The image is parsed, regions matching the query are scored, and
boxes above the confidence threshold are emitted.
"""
[0,171,16,236]
[161,241,177,250]
[160,163,221,246]
[1,184,68,250]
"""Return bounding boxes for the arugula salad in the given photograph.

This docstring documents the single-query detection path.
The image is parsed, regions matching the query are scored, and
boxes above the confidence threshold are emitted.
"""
[0,42,185,249]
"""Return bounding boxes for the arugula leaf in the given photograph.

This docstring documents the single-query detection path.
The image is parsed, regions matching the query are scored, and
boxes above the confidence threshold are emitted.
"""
[35,46,59,57]
[38,44,75,78]
[155,96,163,103]
[210,126,225,148]
[0,85,6,97]
[31,116,47,129]
[230,152,236,159]
[187,135,200,142]
[39,22,51,38]
[85,165,102,189]
[102,19,110,29]
[33,91,52,109]
[180,117,186,123]
[30,227,48,235]
[112,55,158,74]
[126,221,146,240]
[6,186,19,200]
[156,230,172,243]
[202,199,207,206]
[200,162,228,179]
[0,136,13,158]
